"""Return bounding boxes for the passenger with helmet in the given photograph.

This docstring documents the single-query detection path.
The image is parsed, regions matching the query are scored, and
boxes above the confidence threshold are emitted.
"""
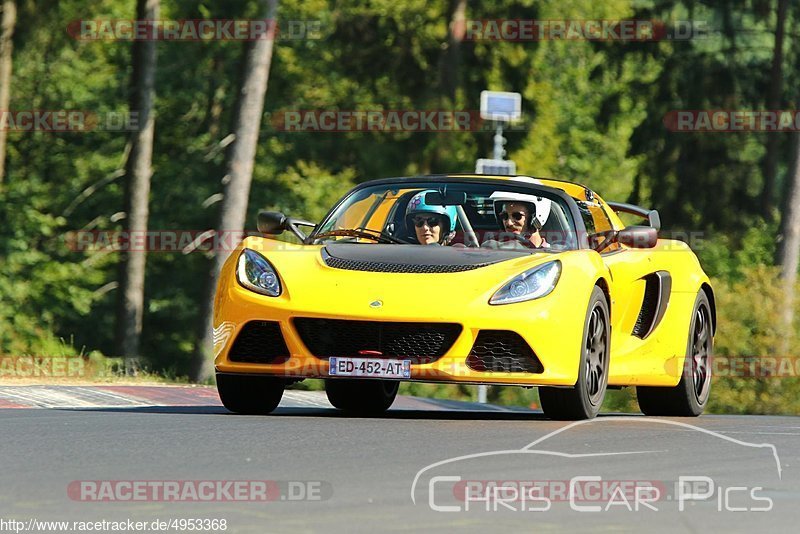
[405,190,458,245]
[490,192,550,248]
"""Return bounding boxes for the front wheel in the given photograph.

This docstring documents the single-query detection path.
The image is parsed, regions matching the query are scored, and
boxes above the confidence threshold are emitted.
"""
[637,291,712,416]
[539,286,610,420]
[325,379,399,415]
[216,373,285,415]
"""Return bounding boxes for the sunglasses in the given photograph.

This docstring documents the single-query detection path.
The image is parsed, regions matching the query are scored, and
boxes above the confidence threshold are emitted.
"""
[413,216,441,228]
[501,211,527,222]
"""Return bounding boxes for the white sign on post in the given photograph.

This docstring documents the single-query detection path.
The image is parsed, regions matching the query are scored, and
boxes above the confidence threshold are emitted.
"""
[475,158,516,175]
[480,91,522,122]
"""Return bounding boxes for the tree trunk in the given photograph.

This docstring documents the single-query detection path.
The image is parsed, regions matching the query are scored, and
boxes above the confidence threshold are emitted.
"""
[438,0,466,102]
[0,0,16,186]
[777,130,800,355]
[760,0,788,219]
[191,0,278,382]
[426,0,466,174]
[115,0,159,372]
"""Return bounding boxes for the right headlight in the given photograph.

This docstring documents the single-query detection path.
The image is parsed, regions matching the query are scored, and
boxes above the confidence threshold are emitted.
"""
[236,248,281,297]
[490,260,561,305]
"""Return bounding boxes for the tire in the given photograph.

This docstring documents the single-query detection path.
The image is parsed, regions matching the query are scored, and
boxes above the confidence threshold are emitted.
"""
[216,373,285,415]
[325,379,399,415]
[539,286,610,420]
[637,291,712,416]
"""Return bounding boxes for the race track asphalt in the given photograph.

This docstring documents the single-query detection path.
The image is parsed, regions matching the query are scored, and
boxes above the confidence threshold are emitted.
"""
[1,385,798,533]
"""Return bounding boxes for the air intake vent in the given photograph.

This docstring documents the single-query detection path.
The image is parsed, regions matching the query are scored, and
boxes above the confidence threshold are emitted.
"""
[229,321,290,364]
[323,255,486,273]
[632,271,671,339]
[293,318,461,364]
[466,330,543,373]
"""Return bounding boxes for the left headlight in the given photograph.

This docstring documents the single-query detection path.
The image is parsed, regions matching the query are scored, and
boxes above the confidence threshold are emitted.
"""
[490,260,561,305]
[236,248,281,297]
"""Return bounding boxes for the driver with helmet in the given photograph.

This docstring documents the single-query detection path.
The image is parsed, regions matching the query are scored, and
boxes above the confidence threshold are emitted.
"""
[405,190,458,245]
[490,192,550,248]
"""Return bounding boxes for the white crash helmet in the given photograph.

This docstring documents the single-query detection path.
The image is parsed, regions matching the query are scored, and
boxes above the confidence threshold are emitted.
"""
[489,191,552,230]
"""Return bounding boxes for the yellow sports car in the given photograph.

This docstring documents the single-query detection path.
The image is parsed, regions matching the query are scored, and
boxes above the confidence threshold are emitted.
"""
[213,174,714,420]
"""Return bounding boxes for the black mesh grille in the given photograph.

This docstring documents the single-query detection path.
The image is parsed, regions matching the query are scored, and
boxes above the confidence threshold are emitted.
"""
[293,318,461,364]
[324,256,487,273]
[466,331,543,373]
[633,275,660,338]
[229,321,290,364]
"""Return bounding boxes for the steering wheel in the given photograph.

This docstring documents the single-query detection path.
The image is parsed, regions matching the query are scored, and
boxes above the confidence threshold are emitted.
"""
[479,234,541,250]
[511,233,538,249]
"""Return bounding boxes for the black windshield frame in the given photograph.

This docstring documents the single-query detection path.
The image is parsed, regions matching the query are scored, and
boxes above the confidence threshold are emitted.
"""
[307,175,590,249]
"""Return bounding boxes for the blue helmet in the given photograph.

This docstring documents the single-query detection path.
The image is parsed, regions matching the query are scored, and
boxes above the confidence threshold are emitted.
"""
[405,190,458,238]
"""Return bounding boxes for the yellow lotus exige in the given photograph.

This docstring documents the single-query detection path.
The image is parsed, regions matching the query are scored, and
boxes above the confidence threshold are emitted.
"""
[213,174,715,420]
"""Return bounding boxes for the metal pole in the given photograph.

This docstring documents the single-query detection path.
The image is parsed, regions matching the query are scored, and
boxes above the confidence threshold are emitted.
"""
[493,123,505,160]
[478,124,504,404]
[477,121,507,403]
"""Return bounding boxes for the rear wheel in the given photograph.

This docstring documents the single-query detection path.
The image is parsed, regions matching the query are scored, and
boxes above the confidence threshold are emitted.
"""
[216,374,285,415]
[637,291,712,416]
[325,379,399,415]
[539,286,610,420]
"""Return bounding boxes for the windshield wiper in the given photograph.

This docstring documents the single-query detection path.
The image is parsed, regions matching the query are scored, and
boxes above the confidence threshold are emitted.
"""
[312,228,407,244]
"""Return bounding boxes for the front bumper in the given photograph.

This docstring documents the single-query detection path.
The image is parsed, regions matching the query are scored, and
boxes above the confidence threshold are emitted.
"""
[212,253,593,387]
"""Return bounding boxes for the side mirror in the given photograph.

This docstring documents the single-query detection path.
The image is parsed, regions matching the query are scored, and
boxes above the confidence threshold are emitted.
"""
[647,210,661,232]
[618,225,657,249]
[257,211,287,235]
[257,210,317,241]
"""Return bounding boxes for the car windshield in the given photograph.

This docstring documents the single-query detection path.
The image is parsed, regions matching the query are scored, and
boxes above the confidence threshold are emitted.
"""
[311,180,579,251]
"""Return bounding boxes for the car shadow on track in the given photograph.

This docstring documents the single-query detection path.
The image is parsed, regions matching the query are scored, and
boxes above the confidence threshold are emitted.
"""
[54,405,578,421]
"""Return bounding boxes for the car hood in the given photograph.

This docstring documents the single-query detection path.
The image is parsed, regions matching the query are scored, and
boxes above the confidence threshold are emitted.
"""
[321,243,532,272]
[227,237,585,320]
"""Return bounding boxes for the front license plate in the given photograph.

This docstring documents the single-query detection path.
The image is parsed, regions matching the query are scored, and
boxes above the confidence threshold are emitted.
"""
[329,357,411,379]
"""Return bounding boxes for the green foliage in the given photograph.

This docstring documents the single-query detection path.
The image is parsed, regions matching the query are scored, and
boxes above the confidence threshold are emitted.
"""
[695,219,778,279]
[707,266,800,414]
[254,160,356,223]
[604,1,800,230]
